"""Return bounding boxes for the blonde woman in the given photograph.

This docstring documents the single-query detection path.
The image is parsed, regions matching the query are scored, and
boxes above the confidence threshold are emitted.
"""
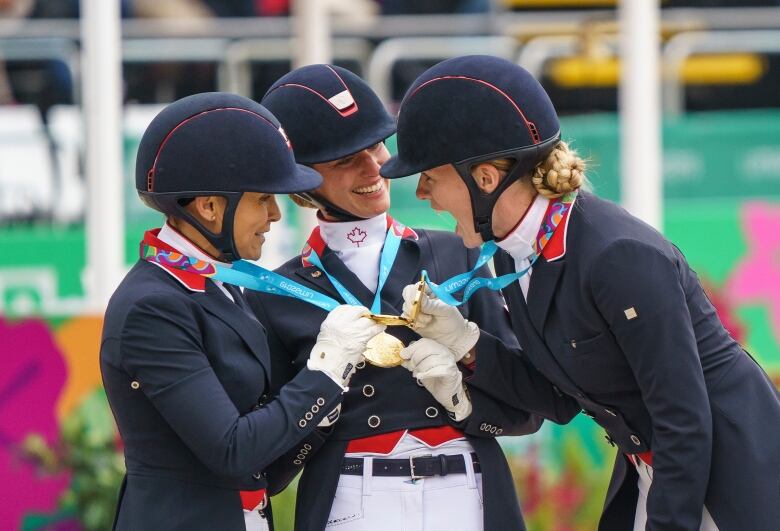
[382,55,780,531]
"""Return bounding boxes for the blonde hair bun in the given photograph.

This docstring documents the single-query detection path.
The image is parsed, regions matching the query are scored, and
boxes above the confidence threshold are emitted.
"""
[531,141,586,198]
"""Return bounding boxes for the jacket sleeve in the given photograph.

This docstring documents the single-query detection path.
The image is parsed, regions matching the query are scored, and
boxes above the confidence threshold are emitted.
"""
[246,292,337,494]
[458,383,545,437]
[590,239,712,531]
[467,331,580,424]
[119,293,344,480]
[462,248,580,424]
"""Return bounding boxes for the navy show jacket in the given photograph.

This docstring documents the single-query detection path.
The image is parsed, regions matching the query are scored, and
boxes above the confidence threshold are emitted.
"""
[100,252,344,531]
[473,191,780,531]
[247,227,578,531]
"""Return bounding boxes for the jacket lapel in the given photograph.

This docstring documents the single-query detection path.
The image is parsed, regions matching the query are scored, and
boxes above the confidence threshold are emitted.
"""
[494,250,584,398]
[294,246,375,308]
[194,281,271,373]
[379,238,421,314]
[526,255,565,334]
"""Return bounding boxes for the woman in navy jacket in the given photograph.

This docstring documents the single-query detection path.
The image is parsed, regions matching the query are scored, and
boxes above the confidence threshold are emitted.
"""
[246,65,578,531]
[100,93,384,531]
[381,55,780,531]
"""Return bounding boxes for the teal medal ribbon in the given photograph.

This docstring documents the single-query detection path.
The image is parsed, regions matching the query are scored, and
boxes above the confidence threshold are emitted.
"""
[421,191,576,306]
[301,222,405,313]
[141,240,341,311]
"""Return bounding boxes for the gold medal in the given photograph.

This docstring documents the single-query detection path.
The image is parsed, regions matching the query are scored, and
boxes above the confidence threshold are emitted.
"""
[363,274,426,328]
[364,332,405,368]
[361,275,427,368]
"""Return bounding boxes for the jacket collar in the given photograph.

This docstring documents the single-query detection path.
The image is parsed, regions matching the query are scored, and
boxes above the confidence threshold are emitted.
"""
[302,214,418,267]
[541,193,575,262]
[141,227,207,292]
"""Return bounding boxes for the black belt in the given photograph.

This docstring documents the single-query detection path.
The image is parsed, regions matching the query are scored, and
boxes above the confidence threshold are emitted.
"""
[340,453,480,479]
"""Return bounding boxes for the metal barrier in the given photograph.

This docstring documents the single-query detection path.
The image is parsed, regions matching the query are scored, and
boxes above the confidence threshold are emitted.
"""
[222,37,372,96]
[662,30,780,115]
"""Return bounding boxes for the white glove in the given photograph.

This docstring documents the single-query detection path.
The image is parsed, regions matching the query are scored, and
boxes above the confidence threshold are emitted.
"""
[402,283,480,361]
[400,338,472,421]
[307,305,385,386]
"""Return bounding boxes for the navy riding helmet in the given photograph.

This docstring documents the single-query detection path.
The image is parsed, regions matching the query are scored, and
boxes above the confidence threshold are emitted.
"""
[381,55,562,241]
[261,64,396,221]
[136,91,322,261]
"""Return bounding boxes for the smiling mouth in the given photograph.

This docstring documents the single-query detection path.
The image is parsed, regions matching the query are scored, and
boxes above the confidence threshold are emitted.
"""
[352,181,383,195]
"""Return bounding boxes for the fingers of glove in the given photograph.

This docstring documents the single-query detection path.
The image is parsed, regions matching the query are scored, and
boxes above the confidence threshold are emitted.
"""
[400,338,450,364]
[321,304,385,341]
[419,294,462,318]
[410,349,455,375]
[413,352,460,376]
[401,284,418,312]
[402,286,434,328]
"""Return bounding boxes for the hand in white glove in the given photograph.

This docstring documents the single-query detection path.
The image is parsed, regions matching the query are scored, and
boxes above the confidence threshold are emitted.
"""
[400,338,472,421]
[402,283,480,361]
[307,305,385,386]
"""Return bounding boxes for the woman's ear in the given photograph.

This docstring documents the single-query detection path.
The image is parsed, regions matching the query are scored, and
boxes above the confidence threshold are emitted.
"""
[471,163,502,194]
[190,196,226,232]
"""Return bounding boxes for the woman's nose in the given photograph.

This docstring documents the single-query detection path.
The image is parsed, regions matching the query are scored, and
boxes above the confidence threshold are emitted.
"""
[268,196,282,222]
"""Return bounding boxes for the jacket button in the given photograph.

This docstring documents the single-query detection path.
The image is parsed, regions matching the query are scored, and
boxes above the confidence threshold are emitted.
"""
[496,428,503,435]
[425,407,439,418]
[130,381,140,390]
[480,423,487,431]
[298,419,307,428]
[311,270,322,278]
[630,434,642,446]
[316,397,325,406]
[305,412,313,420]
[311,404,320,413]
[356,360,366,370]
[293,459,302,465]
[252,472,262,480]
[300,448,308,455]
[304,443,312,450]
[368,415,381,428]
[416,379,425,387]
[296,454,305,460]
[490,426,498,434]
[362,384,375,398]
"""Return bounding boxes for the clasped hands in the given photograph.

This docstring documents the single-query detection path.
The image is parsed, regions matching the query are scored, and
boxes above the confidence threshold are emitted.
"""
[398,283,481,421]
[305,284,480,422]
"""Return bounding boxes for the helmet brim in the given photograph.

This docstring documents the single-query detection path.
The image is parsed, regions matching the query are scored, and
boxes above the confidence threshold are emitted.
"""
[296,123,396,165]
[379,154,426,179]
[285,163,324,193]
[253,163,324,194]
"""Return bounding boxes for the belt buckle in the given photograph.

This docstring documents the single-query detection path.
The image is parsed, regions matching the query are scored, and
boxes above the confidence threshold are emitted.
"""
[409,453,432,482]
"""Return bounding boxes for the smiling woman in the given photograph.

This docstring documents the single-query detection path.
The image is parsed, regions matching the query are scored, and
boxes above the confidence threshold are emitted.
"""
[383,55,780,531]
[100,92,386,531]
[166,192,281,262]
[245,63,565,531]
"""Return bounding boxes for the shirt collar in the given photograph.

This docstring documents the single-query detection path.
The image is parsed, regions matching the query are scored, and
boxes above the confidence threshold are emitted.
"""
[318,213,389,251]
[146,223,231,292]
[495,194,550,262]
